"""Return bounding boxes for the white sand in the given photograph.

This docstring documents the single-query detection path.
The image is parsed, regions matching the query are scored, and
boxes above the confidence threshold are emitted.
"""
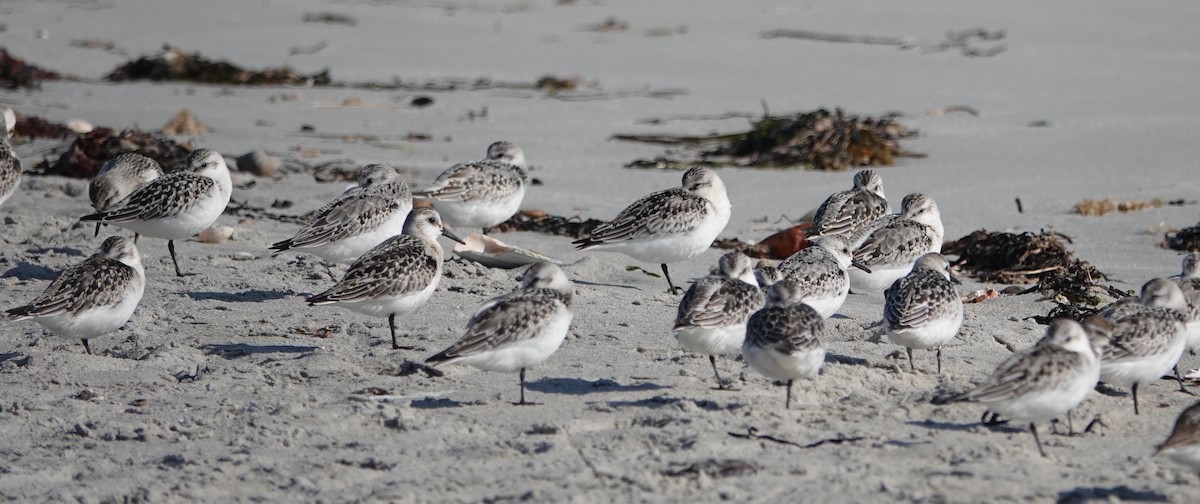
[2,0,1199,501]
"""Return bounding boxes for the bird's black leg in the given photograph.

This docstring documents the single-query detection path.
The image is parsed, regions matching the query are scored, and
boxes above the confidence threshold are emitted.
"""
[661,264,682,295]
[1030,423,1047,457]
[168,240,186,277]
[81,339,92,355]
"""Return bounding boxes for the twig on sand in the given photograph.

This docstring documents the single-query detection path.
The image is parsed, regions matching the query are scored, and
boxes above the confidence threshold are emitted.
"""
[762,27,1006,57]
[728,427,865,448]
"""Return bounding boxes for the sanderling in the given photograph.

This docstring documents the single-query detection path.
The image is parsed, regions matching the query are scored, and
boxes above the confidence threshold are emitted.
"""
[88,153,164,238]
[573,167,731,294]
[413,141,527,233]
[754,265,783,288]
[849,193,944,293]
[426,262,574,405]
[777,234,871,318]
[673,251,765,389]
[6,236,145,354]
[306,208,464,350]
[271,164,413,264]
[939,319,1101,457]
[1172,252,1200,353]
[808,169,889,238]
[79,148,232,277]
[742,278,827,409]
[1100,278,1189,415]
[884,253,963,373]
[1157,400,1200,471]
[0,126,19,208]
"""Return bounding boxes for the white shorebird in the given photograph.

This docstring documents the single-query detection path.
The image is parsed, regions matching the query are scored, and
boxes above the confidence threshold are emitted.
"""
[306,208,464,350]
[573,167,731,294]
[0,110,19,207]
[940,318,1101,457]
[270,164,413,264]
[426,262,574,405]
[88,153,164,238]
[808,169,889,238]
[742,278,827,409]
[1100,278,1190,415]
[79,148,232,277]
[778,234,871,318]
[849,193,944,293]
[673,251,764,389]
[413,141,528,233]
[1157,401,1200,471]
[884,253,963,373]
[6,236,145,355]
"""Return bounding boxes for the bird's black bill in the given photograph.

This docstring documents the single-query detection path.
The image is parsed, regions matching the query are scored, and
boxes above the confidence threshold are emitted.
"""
[950,275,962,285]
[442,229,466,245]
[851,260,872,274]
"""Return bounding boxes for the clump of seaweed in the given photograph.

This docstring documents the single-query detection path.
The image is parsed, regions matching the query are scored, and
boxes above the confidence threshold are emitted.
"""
[33,128,192,179]
[0,48,65,89]
[486,210,605,239]
[616,108,921,170]
[107,46,331,86]
[942,230,1118,308]
[1166,223,1200,251]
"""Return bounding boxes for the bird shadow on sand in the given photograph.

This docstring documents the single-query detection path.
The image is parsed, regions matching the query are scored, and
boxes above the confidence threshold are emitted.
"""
[571,279,643,290]
[1055,486,1167,504]
[28,246,85,257]
[526,377,669,395]
[2,261,60,281]
[0,352,29,365]
[187,289,297,303]
[201,343,318,359]
[605,394,742,411]
[906,419,1024,434]
[410,397,483,409]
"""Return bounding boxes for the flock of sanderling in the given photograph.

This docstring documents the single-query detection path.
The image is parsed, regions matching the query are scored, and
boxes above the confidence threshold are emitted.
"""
[2,109,1200,467]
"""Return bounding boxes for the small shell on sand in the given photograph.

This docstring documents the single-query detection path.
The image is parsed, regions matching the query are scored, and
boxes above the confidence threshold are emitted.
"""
[66,119,94,134]
[199,225,234,244]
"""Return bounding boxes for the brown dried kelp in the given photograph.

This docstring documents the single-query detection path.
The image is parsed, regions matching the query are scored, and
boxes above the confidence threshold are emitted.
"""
[1166,223,1200,252]
[0,49,65,89]
[1073,197,1192,216]
[617,108,921,170]
[485,210,605,239]
[107,46,331,86]
[942,230,1114,307]
[33,128,192,179]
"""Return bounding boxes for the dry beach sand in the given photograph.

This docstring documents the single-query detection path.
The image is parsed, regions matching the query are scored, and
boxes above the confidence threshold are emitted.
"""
[3,0,1200,502]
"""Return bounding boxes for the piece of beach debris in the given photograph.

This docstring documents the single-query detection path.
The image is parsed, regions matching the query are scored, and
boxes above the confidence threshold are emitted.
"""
[33,128,192,179]
[712,222,813,259]
[289,325,339,339]
[13,115,76,140]
[454,233,561,269]
[353,387,389,396]
[106,45,332,86]
[583,17,629,32]
[662,459,757,478]
[617,108,921,170]
[162,108,206,136]
[303,12,357,25]
[1165,223,1200,252]
[1073,197,1191,216]
[963,288,999,304]
[66,119,94,134]
[942,230,1115,307]
[486,209,605,239]
[236,151,282,177]
[760,26,1006,58]
[0,49,65,89]
[536,75,582,94]
[727,427,866,449]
